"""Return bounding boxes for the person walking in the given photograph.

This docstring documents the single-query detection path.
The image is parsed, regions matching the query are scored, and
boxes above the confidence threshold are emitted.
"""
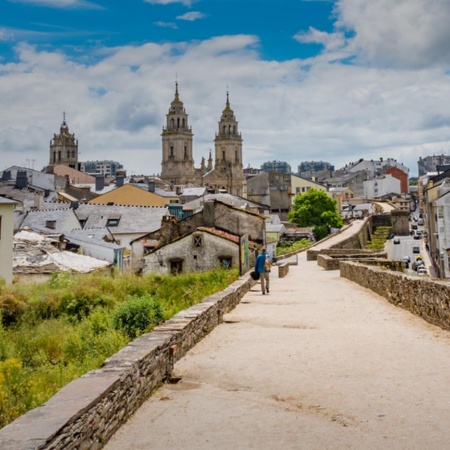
[255,247,272,295]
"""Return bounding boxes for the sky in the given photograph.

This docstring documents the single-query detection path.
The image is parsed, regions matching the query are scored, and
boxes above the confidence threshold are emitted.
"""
[1,0,450,178]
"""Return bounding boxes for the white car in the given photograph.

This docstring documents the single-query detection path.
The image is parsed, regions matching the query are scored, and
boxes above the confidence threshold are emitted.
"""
[417,267,427,276]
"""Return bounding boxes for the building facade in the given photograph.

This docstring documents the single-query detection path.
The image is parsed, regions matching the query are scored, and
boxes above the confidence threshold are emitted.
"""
[79,160,124,177]
[418,154,450,177]
[261,161,291,173]
[160,84,246,197]
[49,114,78,169]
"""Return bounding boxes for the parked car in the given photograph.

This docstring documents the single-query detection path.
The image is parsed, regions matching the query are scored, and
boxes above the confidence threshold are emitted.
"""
[393,238,401,244]
[413,234,421,240]
[402,256,410,268]
[417,267,427,276]
[412,224,418,230]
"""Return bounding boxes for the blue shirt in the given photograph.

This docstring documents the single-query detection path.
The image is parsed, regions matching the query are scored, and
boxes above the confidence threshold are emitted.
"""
[255,253,271,273]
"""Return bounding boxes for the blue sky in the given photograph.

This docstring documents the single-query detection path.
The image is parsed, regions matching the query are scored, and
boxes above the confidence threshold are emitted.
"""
[1,0,450,177]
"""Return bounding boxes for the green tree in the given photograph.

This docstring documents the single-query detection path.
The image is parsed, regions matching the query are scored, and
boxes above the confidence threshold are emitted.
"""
[288,189,343,240]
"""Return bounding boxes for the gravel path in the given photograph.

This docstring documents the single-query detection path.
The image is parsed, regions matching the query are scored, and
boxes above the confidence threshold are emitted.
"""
[105,223,450,450]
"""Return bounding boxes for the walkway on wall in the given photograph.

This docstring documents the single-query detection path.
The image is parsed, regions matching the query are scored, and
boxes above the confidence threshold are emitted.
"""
[105,221,450,450]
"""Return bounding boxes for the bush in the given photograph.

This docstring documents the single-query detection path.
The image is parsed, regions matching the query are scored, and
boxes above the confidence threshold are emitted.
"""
[112,295,164,339]
[0,292,28,326]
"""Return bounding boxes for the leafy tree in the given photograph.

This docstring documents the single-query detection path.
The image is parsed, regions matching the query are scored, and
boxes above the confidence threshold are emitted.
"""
[288,189,343,240]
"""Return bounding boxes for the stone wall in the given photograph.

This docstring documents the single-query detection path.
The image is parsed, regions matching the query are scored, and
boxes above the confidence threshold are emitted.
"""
[317,254,387,270]
[391,210,410,236]
[277,262,289,278]
[0,276,256,450]
[330,218,372,250]
[340,261,450,331]
[307,248,379,262]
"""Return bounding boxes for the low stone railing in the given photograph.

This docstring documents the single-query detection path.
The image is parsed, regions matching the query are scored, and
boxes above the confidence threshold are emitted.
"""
[307,248,378,262]
[316,253,388,270]
[340,261,450,331]
[277,262,289,278]
[0,275,256,450]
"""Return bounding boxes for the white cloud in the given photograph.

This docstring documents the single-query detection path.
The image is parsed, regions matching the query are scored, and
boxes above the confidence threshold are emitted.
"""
[176,11,206,21]
[3,8,450,179]
[335,0,450,69]
[7,0,104,9]
[144,0,195,6]
[294,27,346,52]
[154,21,178,29]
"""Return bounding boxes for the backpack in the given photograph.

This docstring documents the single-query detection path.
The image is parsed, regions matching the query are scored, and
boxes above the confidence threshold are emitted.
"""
[264,256,272,271]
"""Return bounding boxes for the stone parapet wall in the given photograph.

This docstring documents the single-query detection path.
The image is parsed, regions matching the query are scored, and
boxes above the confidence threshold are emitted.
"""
[307,248,378,262]
[330,218,372,250]
[340,261,450,331]
[277,262,289,278]
[317,255,388,270]
[0,276,256,450]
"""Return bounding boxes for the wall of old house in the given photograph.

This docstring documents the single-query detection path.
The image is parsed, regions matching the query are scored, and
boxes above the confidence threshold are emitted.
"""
[142,231,241,275]
[209,201,265,242]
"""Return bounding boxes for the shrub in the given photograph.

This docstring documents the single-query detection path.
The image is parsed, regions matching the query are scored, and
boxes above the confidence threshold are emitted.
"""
[112,295,164,339]
[0,292,28,326]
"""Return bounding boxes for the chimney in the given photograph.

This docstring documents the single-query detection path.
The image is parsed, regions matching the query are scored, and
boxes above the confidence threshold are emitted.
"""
[203,200,215,227]
[95,174,105,192]
[116,175,124,188]
[160,215,178,244]
[176,186,181,195]
[15,171,28,189]
[34,191,44,209]
[1,170,11,181]
[148,180,155,193]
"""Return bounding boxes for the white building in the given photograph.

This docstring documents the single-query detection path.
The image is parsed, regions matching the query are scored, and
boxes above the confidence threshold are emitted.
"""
[0,197,19,284]
[347,158,409,178]
[363,174,401,199]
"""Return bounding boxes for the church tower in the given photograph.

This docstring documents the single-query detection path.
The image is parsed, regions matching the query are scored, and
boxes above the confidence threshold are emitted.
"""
[161,82,195,185]
[213,92,245,196]
[49,113,78,168]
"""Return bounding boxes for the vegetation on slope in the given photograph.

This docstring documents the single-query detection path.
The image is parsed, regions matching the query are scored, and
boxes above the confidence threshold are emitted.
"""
[0,268,238,428]
[365,226,392,251]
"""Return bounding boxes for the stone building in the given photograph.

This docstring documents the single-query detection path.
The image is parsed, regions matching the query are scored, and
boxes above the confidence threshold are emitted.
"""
[160,83,246,197]
[49,113,78,169]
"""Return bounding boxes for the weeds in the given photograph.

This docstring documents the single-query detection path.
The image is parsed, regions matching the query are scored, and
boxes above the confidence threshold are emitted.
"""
[0,268,238,428]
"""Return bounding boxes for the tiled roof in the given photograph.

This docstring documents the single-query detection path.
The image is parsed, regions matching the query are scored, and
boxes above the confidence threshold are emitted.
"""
[18,208,80,233]
[75,204,169,234]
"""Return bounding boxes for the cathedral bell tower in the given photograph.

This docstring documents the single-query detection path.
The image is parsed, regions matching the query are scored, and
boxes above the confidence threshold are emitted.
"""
[214,92,245,196]
[49,113,78,168]
[161,82,195,185]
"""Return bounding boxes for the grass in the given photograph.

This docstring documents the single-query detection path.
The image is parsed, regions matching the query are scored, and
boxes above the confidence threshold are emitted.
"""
[276,239,312,256]
[365,226,392,251]
[0,268,238,428]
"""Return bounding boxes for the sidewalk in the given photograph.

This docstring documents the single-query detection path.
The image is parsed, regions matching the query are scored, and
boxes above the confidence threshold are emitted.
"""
[105,240,450,450]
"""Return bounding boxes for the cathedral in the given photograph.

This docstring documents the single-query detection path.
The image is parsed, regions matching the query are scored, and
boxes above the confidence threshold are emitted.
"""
[48,113,79,169]
[160,83,246,197]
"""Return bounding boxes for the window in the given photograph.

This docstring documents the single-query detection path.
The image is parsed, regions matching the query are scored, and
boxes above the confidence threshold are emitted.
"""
[106,214,121,227]
[193,235,203,247]
[46,220,56,230]
[219,257,232,268]
[170,259,183,274]
[0,216,2,239]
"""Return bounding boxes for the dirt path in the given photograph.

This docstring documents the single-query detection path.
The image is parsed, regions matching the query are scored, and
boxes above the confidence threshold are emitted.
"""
[105,244,450,450]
